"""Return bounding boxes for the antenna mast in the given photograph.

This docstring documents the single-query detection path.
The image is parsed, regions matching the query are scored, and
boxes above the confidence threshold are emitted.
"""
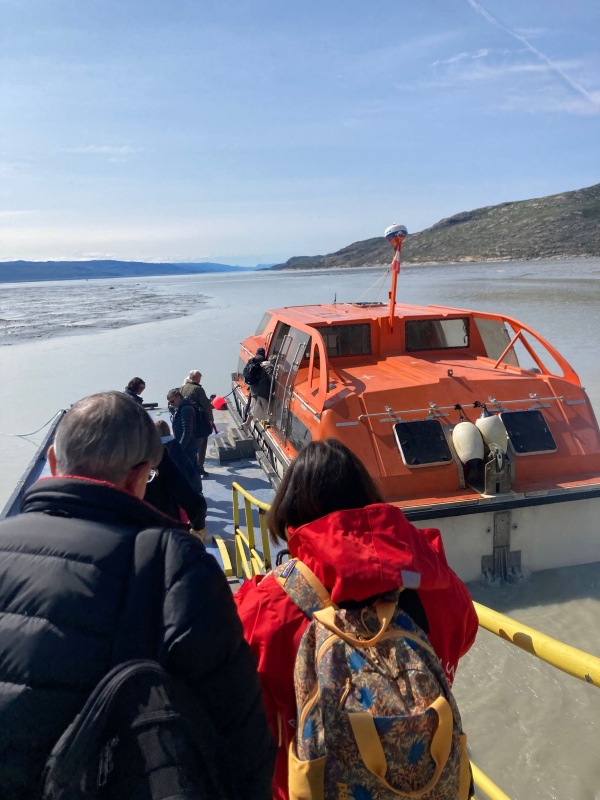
[384,223,408,332]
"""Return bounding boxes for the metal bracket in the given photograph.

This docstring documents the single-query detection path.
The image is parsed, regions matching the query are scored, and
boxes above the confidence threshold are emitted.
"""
[481,510,521,580]
[484,448,512,495]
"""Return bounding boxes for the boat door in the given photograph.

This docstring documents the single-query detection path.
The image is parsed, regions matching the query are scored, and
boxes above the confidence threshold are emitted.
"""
[268,323,310,443]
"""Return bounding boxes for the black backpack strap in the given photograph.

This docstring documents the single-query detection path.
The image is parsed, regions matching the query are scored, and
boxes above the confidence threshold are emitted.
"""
[111,527,167,665]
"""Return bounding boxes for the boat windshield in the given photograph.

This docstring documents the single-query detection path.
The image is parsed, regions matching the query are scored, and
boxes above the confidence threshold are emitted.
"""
[254,312,272,335]
[405,318,469,351]
[474,317,519,365]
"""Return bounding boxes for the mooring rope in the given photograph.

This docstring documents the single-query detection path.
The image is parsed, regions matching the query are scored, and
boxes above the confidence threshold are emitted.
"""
[0,409,66,438]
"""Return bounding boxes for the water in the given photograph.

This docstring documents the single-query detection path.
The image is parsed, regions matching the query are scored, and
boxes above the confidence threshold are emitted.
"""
[1,258,600,798]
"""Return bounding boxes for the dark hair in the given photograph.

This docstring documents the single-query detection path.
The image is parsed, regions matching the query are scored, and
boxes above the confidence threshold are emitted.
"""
[167,388,182,399]
[267,439,383,544]
[54,391,162,482]
[125,377,145,394]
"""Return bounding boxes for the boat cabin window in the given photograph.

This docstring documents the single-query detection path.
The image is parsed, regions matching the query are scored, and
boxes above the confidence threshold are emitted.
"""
[405,318,469,352]
[474,318,519,365]
[500,410,557,455]
[271,323,291,357]
[254,312,272,335]
[288,412,312,451]
[313,323,371,358]
[393,420,454,467]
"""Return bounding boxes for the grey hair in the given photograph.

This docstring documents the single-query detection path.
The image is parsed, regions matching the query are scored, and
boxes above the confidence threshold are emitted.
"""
[53,391,163,482]
[186,370,201,383]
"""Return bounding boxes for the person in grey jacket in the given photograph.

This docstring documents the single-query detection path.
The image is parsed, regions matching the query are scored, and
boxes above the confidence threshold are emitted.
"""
[181,370,216,478]
[0,391,274,800]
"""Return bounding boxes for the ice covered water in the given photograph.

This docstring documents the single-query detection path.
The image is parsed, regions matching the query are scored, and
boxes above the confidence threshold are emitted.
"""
[1,258,599,798]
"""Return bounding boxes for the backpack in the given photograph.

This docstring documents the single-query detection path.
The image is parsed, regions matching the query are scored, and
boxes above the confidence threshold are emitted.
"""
[40,530,239,800]
[274,559,473,800]
[242,358,263,387]
[192,402,212,438]
[40,660,237,800]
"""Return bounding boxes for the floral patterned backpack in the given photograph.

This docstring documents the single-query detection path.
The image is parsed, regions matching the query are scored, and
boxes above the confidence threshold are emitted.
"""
[274,559,473,800]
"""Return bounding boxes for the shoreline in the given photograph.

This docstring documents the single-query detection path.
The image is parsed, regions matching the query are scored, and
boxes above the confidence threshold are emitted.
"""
[276,254,600,271]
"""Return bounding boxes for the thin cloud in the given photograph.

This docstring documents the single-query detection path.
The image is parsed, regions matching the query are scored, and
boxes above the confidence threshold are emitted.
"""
[433,52,469,67]
[80,252,116,259]
[499,87,600,116]
[0,210,34,218]
[432,48,505,67]
[61,145,142,155]
[465,0,600,111]
[515,27,549,39]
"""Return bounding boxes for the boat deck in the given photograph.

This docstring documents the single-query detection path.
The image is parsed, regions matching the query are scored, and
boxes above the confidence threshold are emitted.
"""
[151,404,276,579]
[0,404,277,583]
[184,406,275,573]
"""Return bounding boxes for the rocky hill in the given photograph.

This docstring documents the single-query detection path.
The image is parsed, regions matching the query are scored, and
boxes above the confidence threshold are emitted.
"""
[272,183,600,269]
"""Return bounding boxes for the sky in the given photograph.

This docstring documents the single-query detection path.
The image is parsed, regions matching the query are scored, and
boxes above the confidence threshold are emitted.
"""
[0,0,599,265]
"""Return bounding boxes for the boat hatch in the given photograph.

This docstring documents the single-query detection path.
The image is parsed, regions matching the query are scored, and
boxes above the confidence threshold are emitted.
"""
[393,420,454,468]
[405,317,470,352]
[501,410,558,455]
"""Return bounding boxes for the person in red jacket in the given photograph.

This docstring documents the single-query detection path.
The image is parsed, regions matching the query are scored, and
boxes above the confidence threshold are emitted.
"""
[234,438,478,800]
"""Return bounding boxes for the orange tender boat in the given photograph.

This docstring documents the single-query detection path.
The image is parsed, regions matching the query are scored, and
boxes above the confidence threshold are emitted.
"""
[232,232,600,583]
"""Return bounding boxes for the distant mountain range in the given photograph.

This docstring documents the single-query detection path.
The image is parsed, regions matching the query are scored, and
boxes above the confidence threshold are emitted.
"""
[271,183,600,270]
[0,260,255,284]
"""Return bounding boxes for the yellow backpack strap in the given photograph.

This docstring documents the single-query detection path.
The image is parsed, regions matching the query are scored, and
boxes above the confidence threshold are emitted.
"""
[348,695,453,798]
[274,559,336,610]
[312,600,397,648]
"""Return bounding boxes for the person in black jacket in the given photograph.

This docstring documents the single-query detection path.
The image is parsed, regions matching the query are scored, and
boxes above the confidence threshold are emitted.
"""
[124,376,145,404]
[0,391,274,800]
[145,419,208,538]
[167,387,202,488]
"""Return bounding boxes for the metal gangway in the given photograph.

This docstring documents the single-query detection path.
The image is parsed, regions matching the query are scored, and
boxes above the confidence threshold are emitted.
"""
[217,482,600,800]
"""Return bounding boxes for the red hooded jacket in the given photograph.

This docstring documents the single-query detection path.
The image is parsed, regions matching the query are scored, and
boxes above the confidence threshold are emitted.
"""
[234,503,478,800]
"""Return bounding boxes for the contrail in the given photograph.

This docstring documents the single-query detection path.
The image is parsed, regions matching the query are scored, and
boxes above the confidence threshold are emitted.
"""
[465,0,600,110]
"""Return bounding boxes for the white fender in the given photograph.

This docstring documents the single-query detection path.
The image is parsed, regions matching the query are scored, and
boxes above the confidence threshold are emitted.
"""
[476,414,508,452]
[452,420,484,464]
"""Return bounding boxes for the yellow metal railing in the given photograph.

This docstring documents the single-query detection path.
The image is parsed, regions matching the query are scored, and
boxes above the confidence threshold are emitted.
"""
[231,481,272,579]
[226,484,600,799]
[470,762,511,800]
[474,601,600,688]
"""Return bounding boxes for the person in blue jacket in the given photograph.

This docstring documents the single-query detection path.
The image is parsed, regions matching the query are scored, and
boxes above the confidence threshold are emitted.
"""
[0,391,274,799]
[167,386,202,489]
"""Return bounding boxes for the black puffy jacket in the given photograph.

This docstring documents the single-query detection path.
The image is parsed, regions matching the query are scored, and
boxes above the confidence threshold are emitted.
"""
[0,477,274,799]
[144,446,207,529]
[171,397,198,451]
